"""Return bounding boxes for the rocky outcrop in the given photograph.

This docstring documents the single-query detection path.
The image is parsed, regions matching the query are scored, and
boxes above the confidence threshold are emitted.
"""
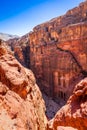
[47,78,87,130]
[29,1,87,100]
[0,43,47,130]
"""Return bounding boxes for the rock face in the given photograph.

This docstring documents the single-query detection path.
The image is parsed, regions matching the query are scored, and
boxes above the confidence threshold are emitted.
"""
[1,1,87,129]
[5,1,87,101]
[47,78,87,130]
[0,42,47,130]
[29,1,87,100]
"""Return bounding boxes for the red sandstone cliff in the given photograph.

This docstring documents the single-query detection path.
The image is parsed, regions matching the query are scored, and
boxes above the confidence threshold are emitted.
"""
[0,1,87,129]
[5,1,87,102]
[5,1,87,106]
[29,1,87,100]
[0,42,47,130]
[0,42,87,130]
[47,78,87,130]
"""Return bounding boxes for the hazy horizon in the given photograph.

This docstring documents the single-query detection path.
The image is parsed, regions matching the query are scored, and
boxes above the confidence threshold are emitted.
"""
[0,0,84,36]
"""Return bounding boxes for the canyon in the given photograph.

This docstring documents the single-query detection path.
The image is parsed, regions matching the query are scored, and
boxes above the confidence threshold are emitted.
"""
[29,1,87,101]
[0,0,87,130]
[7,1,87,101]
[0,41,87,130]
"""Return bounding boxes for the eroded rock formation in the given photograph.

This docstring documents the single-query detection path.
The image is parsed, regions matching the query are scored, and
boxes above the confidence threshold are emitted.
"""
[0,42,47,130]
[0,1,87,129]
[5,1,87,102]
[29,1,87,100]
[47,78,87,130]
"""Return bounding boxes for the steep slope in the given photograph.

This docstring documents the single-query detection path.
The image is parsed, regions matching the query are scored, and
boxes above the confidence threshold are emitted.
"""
[47,77,87,130]
[0,42,47,130]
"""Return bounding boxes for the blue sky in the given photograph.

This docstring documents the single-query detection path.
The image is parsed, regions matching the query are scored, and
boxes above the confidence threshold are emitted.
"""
[0,0,84,36]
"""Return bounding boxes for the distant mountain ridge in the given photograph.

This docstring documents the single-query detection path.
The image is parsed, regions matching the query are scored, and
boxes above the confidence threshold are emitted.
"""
[0,32,19,41]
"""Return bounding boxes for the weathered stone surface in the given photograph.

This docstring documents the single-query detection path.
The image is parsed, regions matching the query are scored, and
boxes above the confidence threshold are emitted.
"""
[1,1,87,129]
[58,22,87,72]
[29,1,87,101]
[47,78,87,130]
[4,1,87,103]
[5,1,87,102]
[0,44,47,130]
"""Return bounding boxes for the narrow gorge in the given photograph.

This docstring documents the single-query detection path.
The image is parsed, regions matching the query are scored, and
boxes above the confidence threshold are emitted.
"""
[7,1,87,101]
[0,1,87,130]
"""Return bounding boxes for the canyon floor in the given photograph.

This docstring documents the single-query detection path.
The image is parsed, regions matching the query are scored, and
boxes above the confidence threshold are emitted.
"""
[42,93,65,119]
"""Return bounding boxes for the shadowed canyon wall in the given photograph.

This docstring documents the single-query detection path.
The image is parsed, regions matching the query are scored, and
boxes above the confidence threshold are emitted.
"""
[1,1,87,129]
[7,1,87,101]
[29,1,87,100]
[0,40,87,130]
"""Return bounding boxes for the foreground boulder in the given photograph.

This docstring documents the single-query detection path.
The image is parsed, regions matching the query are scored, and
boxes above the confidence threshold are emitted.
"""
[0,43,47,130]
[47,78,87,130]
